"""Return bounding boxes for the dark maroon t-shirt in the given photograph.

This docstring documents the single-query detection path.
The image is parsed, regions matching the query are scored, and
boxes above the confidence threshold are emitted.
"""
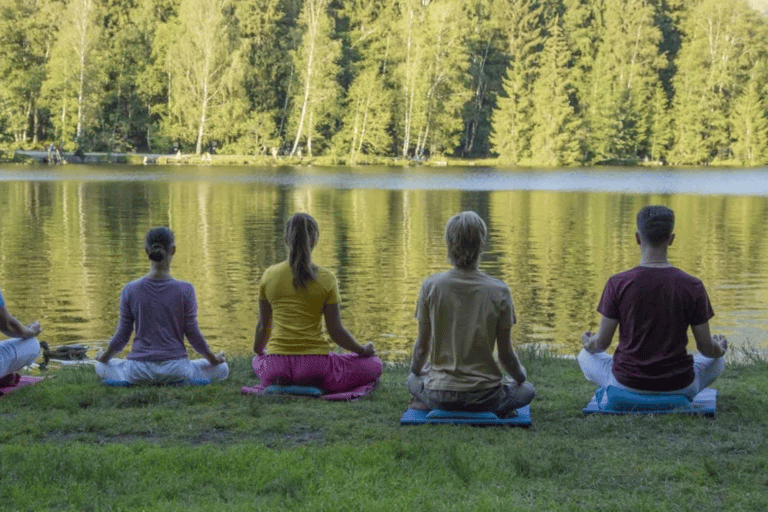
[598,266,714,391]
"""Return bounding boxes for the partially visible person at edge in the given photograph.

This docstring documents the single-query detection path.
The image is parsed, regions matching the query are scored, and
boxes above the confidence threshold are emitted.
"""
[252,213,382,393]
[95,227,228,384]
[0,286,42,387]
[407,211,535,417]
[579,205,727,398]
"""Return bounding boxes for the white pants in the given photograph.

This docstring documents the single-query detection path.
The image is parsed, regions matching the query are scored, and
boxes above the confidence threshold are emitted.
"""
[0,337,41,378]
[577,349,724,399]
[95,358,229,384]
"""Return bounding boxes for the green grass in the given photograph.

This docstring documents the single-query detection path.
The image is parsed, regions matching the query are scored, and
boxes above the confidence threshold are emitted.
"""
[1,351,767,511]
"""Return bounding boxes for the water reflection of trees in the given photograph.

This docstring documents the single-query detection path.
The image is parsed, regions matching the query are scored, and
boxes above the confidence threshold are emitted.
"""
[1,178,766,359]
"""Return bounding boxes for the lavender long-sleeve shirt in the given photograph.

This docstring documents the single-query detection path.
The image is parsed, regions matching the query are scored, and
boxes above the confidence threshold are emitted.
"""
[107,277,212,361]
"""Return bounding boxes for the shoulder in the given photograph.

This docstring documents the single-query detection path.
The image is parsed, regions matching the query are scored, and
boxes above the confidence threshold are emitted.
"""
[314,265,338,287]
[476,271,510,290]
[420,270,450,290]
[262,261,289,280]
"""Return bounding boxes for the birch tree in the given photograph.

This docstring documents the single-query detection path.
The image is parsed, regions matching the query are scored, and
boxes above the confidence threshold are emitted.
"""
[395,0,470,158]
[171,0,240,155]
[289,0,341,157]
[42,0,103,147]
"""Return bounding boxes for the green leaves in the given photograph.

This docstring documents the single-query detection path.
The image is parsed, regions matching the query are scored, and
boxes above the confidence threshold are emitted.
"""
[1,0,767,163]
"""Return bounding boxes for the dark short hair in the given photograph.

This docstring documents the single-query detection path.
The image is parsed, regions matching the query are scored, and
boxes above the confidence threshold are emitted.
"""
[636,206,674,247]
[145,227,175,262]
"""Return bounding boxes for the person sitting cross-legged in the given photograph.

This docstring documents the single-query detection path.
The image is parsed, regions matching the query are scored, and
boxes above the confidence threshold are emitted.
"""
[579,205,727,398]
[407,211,535,417]
[95,227,228,385]
[252,213,382,394]
[0,286,42,387]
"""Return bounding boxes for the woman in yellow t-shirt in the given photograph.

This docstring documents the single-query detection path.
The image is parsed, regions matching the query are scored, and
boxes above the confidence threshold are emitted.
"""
[252,213,382,394]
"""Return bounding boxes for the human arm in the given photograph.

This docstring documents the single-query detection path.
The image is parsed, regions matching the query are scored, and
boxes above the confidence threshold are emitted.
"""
[253,299,272,355]
[182,286,225,365]
[323,303,375,356]
[691,322,727,358]
[497,327,527,384]
[410,320,431,376]
[0,306,41,339]
[582,315,619,354]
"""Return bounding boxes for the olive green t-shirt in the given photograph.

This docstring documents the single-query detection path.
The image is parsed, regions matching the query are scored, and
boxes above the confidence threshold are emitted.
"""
[417,268,515,392]
[259,261,340,355]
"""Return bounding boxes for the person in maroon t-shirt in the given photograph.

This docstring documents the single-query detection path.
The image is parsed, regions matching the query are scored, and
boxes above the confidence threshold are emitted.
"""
[579,205,727,398]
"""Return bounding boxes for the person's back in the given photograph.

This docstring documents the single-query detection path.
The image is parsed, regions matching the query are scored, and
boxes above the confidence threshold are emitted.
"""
[603,266,712,390]
[418,268,510,392]
[118,277,208,361]
[579,205,727,397]
[259,260,336,355]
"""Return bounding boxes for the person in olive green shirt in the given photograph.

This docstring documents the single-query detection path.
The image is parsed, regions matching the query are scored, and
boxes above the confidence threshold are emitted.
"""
[407,211,535,417]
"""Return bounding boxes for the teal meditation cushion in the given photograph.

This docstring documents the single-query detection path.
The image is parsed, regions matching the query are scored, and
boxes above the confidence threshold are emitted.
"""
[262,384,324,397]
[597,385,691,412]
[425,409,499,420]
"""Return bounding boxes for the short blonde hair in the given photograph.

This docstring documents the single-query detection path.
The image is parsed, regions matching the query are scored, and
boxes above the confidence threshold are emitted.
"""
[445,211,487,269]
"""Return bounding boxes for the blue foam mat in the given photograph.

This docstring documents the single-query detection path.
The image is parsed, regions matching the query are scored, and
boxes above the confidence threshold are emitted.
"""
[583,387,717,416]
[400,405,532,427]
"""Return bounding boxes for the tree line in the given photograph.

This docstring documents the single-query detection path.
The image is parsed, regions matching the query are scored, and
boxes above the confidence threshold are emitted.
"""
[0,0,766,165]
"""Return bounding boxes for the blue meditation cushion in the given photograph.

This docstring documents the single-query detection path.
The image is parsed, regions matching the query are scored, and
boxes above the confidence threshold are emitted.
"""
[583,387,717,416]
[597,385,691,412]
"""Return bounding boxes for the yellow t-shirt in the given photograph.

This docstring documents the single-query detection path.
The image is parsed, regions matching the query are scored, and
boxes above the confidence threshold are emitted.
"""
[259,261,340,355]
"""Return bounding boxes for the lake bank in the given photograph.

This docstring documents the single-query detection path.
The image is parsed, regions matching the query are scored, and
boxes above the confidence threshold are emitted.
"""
[2,351,766,511]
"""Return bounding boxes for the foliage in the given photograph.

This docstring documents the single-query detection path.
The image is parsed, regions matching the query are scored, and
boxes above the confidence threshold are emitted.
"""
[1,0,767,164]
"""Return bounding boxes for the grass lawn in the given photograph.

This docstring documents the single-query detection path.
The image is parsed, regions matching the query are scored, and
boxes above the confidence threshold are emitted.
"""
[1,350,767,511]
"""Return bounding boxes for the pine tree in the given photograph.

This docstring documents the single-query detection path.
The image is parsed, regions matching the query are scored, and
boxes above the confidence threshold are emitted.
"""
[490,0,547,163]
[529,18,581,166]
[582,0,662,161]
[731,65,768,164]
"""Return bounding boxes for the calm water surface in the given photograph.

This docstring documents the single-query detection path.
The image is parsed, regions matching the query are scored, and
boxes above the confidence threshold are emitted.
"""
[1,164,767,364]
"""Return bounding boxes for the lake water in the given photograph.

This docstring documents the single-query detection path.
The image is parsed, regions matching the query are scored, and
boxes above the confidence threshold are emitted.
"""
[1,164,767,363]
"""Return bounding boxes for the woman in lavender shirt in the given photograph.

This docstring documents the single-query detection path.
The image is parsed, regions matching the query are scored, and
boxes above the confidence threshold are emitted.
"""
[95,227,228,384]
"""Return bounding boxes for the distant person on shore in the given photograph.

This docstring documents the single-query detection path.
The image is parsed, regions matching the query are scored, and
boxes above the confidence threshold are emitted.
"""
[579,205,727,397]
[252,213,382,394]
[0,287,42,387]
[95,227,228,384]
[407,211,535,416]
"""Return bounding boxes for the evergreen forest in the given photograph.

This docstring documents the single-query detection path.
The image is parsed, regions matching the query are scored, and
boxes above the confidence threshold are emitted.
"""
[1,0,767,165]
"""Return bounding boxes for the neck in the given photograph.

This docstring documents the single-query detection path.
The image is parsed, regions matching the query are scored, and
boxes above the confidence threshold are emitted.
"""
[146,261,172,279]
[639,246,670,266]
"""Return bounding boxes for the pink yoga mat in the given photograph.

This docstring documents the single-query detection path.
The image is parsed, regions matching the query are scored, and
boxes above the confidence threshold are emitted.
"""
[0,375,45,396]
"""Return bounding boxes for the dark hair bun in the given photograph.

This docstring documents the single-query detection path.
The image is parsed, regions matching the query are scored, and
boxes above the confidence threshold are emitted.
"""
[145,227,174,262]
[148,249,164,262]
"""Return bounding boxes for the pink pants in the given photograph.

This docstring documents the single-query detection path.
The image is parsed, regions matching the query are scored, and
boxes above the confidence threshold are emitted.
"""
[252,353,382,393]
